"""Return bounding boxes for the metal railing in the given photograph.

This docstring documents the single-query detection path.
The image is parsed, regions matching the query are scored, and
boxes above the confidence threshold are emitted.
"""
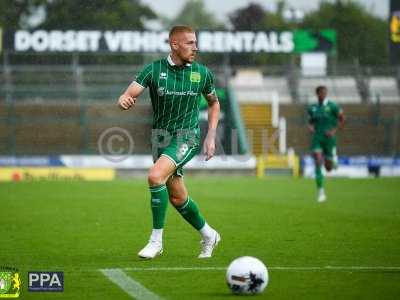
[1,59,399,103]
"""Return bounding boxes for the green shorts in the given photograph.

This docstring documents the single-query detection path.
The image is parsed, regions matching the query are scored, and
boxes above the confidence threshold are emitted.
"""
[152,129,201,177]
[311,134,337,161]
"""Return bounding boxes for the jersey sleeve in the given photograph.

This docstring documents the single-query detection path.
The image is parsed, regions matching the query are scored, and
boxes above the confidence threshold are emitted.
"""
[331,102,342,117]
[307,105,315,123]
[134,64,153,88]
[202,68,216,95]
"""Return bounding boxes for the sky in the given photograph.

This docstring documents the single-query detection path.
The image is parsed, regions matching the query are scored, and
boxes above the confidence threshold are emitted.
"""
[141,0,389,22]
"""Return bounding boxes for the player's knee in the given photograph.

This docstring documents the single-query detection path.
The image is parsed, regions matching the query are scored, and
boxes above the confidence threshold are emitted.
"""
[325,162,333,171]
[169,195,186,207]
[315,157,323,166]
[148,168,165,186]
[313,153,322,164]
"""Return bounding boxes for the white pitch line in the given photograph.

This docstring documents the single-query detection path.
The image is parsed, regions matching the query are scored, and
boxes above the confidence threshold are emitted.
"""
[100,266,399,298]
[123,267,226,271]
[120,266,400,271]
[100,268,163,300]
[271,266,400,271]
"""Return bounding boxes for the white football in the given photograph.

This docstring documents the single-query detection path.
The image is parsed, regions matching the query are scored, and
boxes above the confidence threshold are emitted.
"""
[226,256,268,295]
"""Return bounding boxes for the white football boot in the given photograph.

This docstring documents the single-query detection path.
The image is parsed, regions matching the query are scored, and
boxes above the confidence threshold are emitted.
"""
[138,240,163,259]
[317,188,327,203]
[198,229,221,258]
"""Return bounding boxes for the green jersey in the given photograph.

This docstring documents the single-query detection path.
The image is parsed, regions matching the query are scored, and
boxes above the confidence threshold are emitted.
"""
[135,56,215,135]
[308,99,342,136]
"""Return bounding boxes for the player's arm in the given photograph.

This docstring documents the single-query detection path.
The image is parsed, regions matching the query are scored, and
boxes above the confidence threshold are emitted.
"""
[203,92,220,161]
[308,122,315,133]
[118,82,145,110]
[326,109,345,137]
[338,111,345,129]
[118,63,152,110]
[307,107,315,133]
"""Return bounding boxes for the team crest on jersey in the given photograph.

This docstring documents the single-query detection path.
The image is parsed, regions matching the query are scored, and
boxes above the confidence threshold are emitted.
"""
[190,72,201,83]
[159,72,167,80]
[157,87,165,96]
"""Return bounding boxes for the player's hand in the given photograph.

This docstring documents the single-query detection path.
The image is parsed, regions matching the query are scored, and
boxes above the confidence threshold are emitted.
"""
[118,94,136,110]
[308,124,315,133]
[325,129,336,137]
[203,130,216,161]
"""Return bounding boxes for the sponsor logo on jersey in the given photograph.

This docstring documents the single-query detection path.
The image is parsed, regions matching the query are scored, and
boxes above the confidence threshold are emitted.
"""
[165,90,198,96]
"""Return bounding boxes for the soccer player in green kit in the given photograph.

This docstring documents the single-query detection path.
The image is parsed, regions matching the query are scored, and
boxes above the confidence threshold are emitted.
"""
[117,26,221,258]
[308,86,344,202]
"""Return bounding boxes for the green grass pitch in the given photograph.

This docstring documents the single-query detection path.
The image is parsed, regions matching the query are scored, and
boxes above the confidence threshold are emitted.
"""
[1,177,399,299]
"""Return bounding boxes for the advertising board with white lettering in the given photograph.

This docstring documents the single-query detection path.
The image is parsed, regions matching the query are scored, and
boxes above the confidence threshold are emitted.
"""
[0,29,336,54]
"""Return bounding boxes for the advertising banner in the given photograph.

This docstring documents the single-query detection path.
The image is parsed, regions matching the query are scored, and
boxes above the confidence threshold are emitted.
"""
[0,29,336,54]
[390,0,400,64]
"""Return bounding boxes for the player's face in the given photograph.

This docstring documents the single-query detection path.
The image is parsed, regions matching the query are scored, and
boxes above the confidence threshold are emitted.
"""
[317,88,327,101]
[171,32,198,64]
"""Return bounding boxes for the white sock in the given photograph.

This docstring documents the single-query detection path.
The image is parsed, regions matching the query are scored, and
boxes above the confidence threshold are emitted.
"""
[150,229,163,243]
[199,223,213,239]
[319,188,325,194]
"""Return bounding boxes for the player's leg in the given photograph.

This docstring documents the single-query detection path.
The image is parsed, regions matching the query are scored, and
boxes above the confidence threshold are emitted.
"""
[313,150,326,202]
[138,156,176,259]
[167,175,220,258]
[324,159,333,171]
[312,137,326,202]
[167,175,206,232]
[324,139,338,171]
[319,139,338,203]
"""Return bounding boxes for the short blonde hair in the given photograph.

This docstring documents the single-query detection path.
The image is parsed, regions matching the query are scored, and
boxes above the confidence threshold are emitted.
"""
[169,25,195,39]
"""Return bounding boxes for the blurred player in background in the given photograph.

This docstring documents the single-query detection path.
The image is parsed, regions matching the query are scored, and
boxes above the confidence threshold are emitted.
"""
[308,86,344,202]
[117,25,221,258]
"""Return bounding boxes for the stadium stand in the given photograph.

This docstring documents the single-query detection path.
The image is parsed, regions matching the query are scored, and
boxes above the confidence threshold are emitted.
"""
[298,76,360,103]
[239,104,278,155]
[231,73,291,103]
[370,77,400,102]
[0,64,399,157]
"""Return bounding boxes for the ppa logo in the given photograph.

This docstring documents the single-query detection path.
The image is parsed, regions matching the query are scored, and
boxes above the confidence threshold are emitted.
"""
[28,272,63,292]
